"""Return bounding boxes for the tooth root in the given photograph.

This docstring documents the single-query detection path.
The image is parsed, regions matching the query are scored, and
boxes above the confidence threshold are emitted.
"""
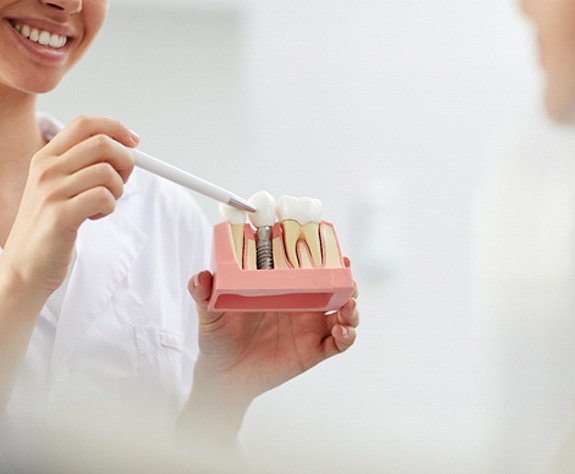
[320,223,344,268]
[272,223,292,269]
[302,223,322,267]
[228,224,244,268]
[273,237,291,269]
[243,228,257,270]
[281,220,302,268]
[297,240,314,269]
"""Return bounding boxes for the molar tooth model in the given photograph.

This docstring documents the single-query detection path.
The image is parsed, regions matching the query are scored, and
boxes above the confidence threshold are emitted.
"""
[208,192,355,313]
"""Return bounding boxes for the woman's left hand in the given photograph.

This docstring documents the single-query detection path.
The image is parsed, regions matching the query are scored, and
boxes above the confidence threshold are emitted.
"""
[185,260,359,415]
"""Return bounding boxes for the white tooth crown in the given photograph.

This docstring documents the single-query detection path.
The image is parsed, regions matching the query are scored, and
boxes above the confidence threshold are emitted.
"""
[219,203,246,225]
[275,196,325,269]
[13,21,68,50]
[248,191,277,228]
[219,192,344,271]
[276,196,323,224]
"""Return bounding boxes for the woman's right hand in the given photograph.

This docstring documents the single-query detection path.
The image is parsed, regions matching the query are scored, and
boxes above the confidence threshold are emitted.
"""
[0,116,139,300]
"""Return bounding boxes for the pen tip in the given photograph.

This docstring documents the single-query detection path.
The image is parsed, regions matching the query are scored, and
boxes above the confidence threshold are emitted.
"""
[228,196,256,213]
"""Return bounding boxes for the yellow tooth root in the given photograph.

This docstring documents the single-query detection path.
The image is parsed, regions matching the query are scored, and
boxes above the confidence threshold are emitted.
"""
[281,220,302,268]
[320,224,343,268]
[273,236,292,269]
[296,240,314,268]
[230,224,244,268]
[302,223,322,267]
[244,237,258,270]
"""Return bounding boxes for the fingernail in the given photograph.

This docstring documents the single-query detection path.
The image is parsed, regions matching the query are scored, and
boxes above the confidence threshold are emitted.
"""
[129,130,141,144]
[340,326,349,337]
[192,274,200,289]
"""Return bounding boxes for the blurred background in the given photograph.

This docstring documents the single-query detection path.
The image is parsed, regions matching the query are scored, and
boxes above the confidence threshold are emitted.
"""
[39,0,575,472]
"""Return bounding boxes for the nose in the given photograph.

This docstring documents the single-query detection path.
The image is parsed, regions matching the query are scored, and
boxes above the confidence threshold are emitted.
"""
[40,0,82,15]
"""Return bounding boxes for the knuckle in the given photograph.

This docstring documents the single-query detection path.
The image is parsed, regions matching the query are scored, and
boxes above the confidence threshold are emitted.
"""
[103,194,117,212]
[113,118,126,130]
[73,114,94,127]
[34,163,55,185]
[97,162,117,181]
[95,186,114,207]
[92,134,113,150]
[30,152,44,167]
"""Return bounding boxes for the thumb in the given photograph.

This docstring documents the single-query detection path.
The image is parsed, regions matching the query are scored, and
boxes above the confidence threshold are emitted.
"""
[188,270,224,323]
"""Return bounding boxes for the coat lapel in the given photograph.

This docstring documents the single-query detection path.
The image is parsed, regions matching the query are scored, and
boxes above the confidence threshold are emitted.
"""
[50,190,148,374]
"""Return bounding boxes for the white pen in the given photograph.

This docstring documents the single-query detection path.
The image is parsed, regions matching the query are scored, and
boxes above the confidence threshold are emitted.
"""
[133,149,256,213]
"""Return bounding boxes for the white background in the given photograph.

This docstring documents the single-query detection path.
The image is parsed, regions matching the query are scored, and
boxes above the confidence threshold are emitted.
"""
[39,1,545,471]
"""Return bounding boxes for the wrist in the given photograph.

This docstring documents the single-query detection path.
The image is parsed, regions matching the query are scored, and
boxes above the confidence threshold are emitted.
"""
[0,257,50,305]
[178,357,253,442]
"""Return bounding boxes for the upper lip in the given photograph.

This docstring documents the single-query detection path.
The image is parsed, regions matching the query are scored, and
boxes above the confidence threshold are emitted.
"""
[6,17,76,38]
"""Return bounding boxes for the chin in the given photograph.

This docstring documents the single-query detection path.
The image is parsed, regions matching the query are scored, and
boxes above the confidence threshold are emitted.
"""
[544,83,575,124]
[10,75,61,95]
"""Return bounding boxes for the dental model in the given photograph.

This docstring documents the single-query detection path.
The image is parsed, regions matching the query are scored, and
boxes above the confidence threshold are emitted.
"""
[276,196,323,269]
[248,191,277,270]
[211,192,354,312]
[218,203,247,268]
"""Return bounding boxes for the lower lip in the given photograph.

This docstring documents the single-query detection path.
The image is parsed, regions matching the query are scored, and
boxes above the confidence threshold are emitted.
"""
[3,19,70,64]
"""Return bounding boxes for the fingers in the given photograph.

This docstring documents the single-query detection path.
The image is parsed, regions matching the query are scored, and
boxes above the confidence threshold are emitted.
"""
[338,298,360,328]
[323,325,357,357]
[42,115,140,157]
[343,256,359,299]
[58,134,136,184]
[188,270,213,308]
[333,325,357,352]
[26,116,138,228]
[66,186,118,227]
[187,270,228,326]
[325,298,359,331]
[61,163,125,201]
[323,296,360,357]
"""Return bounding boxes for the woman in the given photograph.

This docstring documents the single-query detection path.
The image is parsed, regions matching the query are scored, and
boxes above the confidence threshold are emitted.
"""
[473,1,575,471]
[0,0,359,468]
[521,0,575,122]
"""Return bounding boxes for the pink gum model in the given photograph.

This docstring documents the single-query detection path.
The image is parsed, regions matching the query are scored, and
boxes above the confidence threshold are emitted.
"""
[207,222,355,313]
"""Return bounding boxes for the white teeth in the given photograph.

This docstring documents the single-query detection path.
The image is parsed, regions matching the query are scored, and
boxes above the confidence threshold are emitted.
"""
[277,196,324,268]
[49,34,60,48]
[248,191,277,228]
[13,22,68,50]
[302,197,323,224]
[38,31,50,46]
[219,203,246,225]
[276,196,323,225]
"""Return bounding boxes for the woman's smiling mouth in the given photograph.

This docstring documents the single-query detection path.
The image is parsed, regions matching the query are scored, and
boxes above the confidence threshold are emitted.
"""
[8,19,68,49]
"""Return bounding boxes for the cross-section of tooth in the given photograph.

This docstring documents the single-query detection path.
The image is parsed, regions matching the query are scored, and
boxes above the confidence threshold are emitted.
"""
[248,191,277,270]
[219,203,246,268]
[297,240,314,268]
[276,196,323,268]
[300,197,323,266]
[320,223,344,268]
[272,223,291,269]
[244,229,258,270]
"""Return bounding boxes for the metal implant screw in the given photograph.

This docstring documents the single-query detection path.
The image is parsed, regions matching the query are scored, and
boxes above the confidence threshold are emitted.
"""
[256,226,274,270]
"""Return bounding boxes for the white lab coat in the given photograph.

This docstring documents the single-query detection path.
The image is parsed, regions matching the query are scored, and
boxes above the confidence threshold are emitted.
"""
[0,116,212,468]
